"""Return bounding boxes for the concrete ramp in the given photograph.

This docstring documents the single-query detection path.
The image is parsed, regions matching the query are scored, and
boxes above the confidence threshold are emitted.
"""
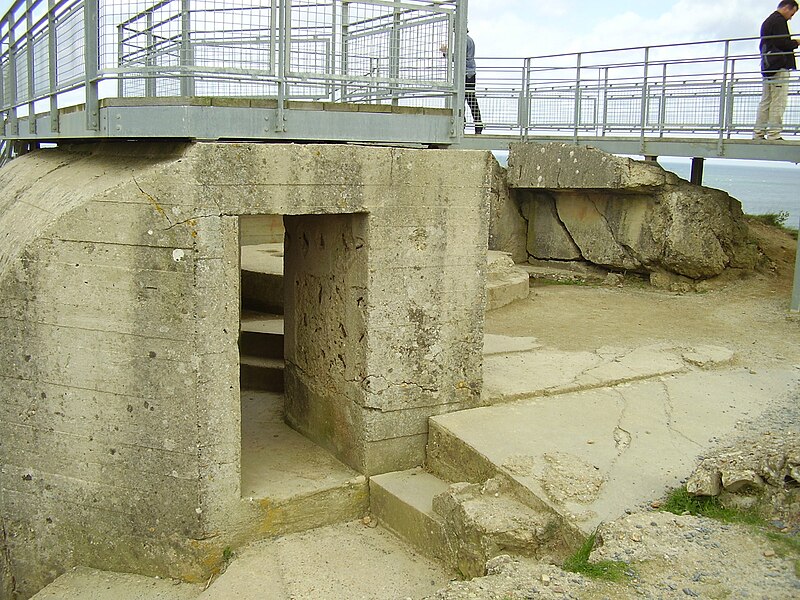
[428,367,800,534]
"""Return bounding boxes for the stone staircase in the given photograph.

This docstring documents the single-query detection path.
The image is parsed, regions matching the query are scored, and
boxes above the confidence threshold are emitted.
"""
[370,456,582,580]
[239,311,285,392]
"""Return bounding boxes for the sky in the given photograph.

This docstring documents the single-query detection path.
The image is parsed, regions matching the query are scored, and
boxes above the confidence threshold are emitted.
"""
[467,0,784,57]
[0,0,791,57]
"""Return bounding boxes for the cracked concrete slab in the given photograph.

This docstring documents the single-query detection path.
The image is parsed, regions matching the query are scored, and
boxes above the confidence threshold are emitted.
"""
[432,368,800,533]
[482,343,692,402]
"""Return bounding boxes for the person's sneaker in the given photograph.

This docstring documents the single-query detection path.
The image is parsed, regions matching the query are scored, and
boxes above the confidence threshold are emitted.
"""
[766,136,785,141]
[475,123,483,134]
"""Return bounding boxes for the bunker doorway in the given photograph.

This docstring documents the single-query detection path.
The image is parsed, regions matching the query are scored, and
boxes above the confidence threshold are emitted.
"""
[237,214,363,504]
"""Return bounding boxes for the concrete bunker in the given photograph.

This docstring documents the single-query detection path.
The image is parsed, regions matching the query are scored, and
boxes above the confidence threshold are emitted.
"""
[0,142,491,598]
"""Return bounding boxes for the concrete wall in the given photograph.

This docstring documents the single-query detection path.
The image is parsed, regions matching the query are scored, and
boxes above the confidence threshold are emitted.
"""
[0,142,491,597]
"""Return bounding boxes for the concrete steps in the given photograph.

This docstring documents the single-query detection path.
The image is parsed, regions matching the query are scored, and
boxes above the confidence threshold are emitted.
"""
[486,251,529,311]
[239,312,284,392]
[240,391,368,535]
[369,468,452,565]
[370,467,580,579]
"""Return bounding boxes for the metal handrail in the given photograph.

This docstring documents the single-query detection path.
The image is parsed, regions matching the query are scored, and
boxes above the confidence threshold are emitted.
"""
[1,0,464,138]
[467,35,799,140]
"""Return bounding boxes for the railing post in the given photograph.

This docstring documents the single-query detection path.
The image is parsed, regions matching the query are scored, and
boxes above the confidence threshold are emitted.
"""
[84,0,100,131]
[601,66,609,136]
[145,10,155,97]
[340,0,350,103]
[716,40,730,155]
[725,57,737,139]
[48,0,59,133]
[180,0,194,97]
[450,0,466,140]
[25,0,35,135]
[639,46,649,149]
[658,62,667,138]
[6,10,18,137]
[389,0,400,106]
[116,23,124,97]
[519,57,530,139]
[572,52,581,142]
[327,3,336,101]
[276,0,289,132]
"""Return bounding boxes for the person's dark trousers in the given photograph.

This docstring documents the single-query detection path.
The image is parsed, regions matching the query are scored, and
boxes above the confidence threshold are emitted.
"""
[465,74,483,134]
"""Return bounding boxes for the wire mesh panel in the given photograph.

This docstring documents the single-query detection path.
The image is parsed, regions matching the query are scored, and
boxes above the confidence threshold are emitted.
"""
[0,0,460,118]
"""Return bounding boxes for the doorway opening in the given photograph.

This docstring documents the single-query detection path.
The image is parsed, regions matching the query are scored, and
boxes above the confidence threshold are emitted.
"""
[237,214,360,508]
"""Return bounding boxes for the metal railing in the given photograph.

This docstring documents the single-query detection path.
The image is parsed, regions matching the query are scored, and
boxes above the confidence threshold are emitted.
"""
[2,1,799,147]
[468,36,799,143]
[1,0,465,138]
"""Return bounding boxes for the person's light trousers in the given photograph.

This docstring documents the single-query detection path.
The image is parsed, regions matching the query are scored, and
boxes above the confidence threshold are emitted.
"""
[755,69,790,139]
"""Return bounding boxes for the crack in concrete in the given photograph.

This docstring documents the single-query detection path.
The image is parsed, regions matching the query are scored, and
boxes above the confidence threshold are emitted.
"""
[0,517,17,599]
[659,379,703,448]
[133,177,174,228]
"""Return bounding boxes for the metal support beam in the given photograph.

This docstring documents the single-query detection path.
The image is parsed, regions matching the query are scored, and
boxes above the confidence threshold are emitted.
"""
[690,157,705,185]
[792,215,800,312]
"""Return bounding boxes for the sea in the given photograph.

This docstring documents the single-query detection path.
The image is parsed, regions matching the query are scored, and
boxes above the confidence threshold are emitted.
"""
[493,151,799,230]
[659,158,799,230]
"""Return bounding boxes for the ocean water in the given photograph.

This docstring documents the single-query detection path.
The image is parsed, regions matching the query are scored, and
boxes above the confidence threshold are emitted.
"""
[659,158,800,230]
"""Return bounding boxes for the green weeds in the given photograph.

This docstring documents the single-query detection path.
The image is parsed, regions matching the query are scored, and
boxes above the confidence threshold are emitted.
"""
[747,211,798,239]
[661,487,764,526]
[562,531,630,582]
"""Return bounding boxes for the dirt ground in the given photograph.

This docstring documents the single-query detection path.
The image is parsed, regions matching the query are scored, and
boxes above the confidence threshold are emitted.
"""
[487,220,800,368]
[427,220,800,600]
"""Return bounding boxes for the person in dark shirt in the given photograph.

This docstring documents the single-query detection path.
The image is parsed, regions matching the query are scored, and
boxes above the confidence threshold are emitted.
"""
[754,0,799,140]
[441,31,483,135]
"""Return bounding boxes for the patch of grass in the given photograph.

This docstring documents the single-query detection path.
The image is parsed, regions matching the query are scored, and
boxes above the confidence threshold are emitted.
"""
[663,487,800,578]
[661,487,765,526]
[563,531,630,582]
[747,211,799,239]
[222,546,233,563]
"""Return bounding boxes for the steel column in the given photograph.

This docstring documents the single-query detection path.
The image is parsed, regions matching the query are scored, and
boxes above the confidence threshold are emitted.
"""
[84,0,99,131]
[450,0,466,140]
[793,215,800,312]
[180,0,194,97]
[48,0,58,132]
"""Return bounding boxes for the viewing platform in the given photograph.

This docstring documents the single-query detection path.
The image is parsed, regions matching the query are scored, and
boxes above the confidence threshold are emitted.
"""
[2,0,800,162]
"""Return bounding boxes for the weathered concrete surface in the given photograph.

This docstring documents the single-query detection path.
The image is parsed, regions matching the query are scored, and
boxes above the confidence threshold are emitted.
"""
[0,142,492,597]
[506,143,762,280]
[30,567,202,600]
[486,251,529,311]
[196,521,451,600]
[30,520,452,600]
[487,156,527,263]
[508,142,671,191]
[481,342,732,403]
[428,367,800,534]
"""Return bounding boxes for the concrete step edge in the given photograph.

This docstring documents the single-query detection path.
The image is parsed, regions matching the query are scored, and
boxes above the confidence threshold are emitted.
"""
[369,468,452,566]
[426,420,585,540]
